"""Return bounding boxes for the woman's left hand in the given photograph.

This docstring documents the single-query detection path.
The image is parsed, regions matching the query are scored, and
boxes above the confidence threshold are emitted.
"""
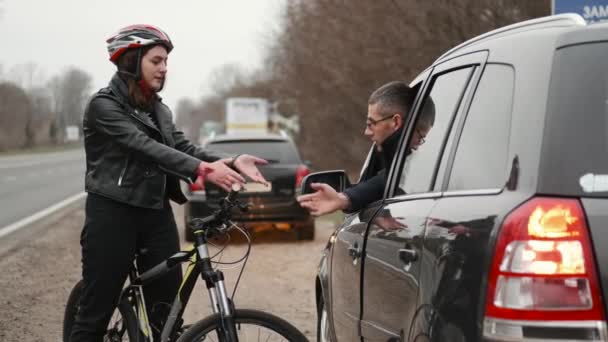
[230,155,270,186]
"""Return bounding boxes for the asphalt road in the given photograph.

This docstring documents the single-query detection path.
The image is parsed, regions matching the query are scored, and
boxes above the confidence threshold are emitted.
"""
[0,149,85,230]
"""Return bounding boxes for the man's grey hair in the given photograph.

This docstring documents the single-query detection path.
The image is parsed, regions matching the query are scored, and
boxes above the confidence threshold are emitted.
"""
[368,81,417,118]
[418,95,436,128]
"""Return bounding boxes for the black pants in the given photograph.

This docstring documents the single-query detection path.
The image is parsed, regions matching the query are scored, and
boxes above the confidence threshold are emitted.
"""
[70,193,183,342]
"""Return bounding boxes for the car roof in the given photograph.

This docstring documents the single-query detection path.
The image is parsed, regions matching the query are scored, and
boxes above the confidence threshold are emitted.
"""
[435,13,587,64]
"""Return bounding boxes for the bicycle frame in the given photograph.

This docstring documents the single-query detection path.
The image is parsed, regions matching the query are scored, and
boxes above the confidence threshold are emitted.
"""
[123,225,239,342]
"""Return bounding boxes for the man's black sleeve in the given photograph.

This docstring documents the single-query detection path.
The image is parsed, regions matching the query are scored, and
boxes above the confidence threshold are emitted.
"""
[343,172,386,212]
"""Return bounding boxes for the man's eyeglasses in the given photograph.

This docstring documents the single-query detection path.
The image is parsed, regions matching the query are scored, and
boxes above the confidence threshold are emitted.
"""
[416,128,426,145]
[366,114,395,129]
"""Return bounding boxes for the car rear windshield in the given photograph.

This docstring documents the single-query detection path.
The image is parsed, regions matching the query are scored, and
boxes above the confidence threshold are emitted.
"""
[207,140,302,164]
[540,41,608,197]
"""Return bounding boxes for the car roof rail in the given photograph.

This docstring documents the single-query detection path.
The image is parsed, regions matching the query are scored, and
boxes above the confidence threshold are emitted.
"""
[436,13,586,62]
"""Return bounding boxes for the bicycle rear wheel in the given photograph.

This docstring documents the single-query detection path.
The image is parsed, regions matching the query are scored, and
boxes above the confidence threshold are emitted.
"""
[63,280,144,342]
[176,309,308,342]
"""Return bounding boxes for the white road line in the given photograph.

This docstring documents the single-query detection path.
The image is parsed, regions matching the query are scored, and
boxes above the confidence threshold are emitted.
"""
[0,192,86,239]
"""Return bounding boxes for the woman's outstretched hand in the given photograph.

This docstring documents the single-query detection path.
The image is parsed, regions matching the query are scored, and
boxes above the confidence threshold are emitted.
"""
[230,155,270,186]
[197,161,246,191]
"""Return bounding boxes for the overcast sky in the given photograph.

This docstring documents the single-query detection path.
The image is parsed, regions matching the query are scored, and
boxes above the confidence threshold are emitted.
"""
[0,0,285,111]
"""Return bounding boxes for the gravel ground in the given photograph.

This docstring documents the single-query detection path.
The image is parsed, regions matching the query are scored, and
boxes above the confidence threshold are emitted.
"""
[0,200,340,342]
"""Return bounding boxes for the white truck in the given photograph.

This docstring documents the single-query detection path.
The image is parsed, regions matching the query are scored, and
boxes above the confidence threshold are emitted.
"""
[225,97,269,135]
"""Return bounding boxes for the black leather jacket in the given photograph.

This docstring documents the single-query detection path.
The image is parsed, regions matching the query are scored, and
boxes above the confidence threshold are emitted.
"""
[83,74,227,209]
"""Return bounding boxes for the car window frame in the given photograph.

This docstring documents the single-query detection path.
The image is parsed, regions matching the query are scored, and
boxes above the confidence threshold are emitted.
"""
[439,62,515,196]
[384,50,490,201]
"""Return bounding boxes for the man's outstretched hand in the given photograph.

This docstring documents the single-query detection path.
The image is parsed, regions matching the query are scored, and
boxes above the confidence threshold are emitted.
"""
[297,183,350,216]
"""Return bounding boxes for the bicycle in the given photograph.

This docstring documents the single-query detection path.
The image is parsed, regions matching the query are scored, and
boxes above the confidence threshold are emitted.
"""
[63,184,308,342]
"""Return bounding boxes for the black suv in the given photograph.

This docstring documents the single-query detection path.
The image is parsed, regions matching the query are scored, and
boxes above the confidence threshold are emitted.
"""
[307,14,608,341]
[184,133,315,240]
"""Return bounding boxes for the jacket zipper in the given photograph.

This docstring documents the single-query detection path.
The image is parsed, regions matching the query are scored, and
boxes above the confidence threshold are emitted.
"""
[118,156,130,186]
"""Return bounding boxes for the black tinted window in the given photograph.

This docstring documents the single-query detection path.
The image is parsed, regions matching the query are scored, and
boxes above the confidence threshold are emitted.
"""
[447,64,514,191]
[207,140,301,164]
[540,42,608,197]
[398,67,473,194]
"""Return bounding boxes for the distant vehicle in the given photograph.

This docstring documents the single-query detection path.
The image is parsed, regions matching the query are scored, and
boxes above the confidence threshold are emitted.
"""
[184,133,314,241]
[225,97,269,135]
[309,14,608,341]
[198,120,224,145]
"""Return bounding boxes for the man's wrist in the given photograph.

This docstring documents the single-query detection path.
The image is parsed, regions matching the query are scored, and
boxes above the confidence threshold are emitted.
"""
[337,193,351,211]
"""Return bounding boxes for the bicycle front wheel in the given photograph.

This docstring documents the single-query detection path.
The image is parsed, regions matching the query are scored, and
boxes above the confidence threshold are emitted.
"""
[176,309,308,342]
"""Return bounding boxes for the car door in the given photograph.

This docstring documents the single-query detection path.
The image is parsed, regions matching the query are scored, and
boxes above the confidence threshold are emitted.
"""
[417,63,517,342]
[360,52,488,342]
[328,74,431,342]
[331,200,392,341]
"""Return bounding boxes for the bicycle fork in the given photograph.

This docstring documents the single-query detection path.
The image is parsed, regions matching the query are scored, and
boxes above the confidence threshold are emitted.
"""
[197,240,240,342]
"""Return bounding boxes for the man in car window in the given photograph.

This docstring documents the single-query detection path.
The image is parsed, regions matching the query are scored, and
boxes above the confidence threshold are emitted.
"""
[298,81,433,216]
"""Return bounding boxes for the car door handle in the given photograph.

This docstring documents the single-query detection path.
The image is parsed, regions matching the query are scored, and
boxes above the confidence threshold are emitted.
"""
[348,243,362,259]
[398,248,418,264]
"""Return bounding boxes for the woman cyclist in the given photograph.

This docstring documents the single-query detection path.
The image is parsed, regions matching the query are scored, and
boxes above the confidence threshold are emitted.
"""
[69,24,268,341]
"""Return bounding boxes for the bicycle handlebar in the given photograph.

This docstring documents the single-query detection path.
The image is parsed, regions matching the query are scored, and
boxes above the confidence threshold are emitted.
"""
[188,182,250,236]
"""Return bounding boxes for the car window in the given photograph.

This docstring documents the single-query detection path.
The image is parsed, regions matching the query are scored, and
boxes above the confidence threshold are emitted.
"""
[446,64,514,191]
[397,67,473,195]
[207,140,302,164]
[539,42,608,197]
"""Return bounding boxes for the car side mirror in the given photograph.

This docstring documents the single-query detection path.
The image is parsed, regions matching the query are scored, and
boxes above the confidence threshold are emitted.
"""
[299,170,351,195]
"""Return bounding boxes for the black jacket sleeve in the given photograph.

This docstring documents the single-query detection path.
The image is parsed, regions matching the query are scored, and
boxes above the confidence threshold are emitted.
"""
[89,97,201,179]
[343,171,386,212]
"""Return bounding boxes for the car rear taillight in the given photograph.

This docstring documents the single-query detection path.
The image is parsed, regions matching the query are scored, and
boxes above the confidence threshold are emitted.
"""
[190,176,205,193]
[483,197,607,340]
[295,165,310,188]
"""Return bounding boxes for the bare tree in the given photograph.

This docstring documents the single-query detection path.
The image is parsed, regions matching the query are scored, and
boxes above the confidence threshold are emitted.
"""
[61,67,93,128]
[2,62,52,148]
[27,87,54,146]
[266,0,550,174]
[0,82,31,150]
[47,67,93,141]
[7,62,46,90]
[175,98,197,139]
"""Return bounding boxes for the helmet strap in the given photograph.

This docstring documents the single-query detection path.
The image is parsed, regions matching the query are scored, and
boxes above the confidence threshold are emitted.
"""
[116,47,143,81]
[134,47,143,81]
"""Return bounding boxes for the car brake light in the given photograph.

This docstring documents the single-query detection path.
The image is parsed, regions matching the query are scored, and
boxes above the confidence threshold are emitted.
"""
[190,176,205,193]
[483,197,607,340]
[295,165,310,188]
